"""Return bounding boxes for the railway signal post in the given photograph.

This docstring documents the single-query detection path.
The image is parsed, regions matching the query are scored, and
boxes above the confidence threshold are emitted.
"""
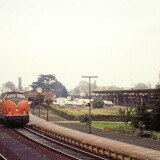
[82,75,98,133]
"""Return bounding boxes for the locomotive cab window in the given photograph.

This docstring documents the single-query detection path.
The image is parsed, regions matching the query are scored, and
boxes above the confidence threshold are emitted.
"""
[6,93,25,99]
[16,94,26,99]
[6,93,16,99]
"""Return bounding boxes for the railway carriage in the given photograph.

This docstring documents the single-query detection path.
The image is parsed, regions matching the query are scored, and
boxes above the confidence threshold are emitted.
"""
[0,91,29,125]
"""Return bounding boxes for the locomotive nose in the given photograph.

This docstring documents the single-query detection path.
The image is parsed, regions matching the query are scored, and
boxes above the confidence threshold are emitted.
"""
[11,98,22,105]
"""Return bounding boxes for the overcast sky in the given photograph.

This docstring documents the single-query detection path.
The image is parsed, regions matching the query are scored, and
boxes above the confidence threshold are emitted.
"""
[0,0,160,90]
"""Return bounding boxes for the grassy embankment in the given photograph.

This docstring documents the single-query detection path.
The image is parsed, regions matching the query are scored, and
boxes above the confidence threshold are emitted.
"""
[51,104,132,131]
[50,104,160,138]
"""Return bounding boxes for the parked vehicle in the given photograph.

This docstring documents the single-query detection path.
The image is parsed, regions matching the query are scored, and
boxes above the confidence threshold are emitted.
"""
[104,100,114,106]
[52,97,67,106]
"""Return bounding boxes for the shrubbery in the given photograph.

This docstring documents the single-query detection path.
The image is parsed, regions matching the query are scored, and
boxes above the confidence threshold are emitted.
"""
[50,105,75,120]
[78,114,89,124]
[50,105,124,121]
[92,98,104,108]
[34,95,45,106]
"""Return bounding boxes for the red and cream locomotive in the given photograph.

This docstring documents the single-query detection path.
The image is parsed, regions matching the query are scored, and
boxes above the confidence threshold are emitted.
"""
[0,91,29,125]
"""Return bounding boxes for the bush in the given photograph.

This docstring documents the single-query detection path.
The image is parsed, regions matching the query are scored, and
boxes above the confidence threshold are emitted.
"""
[34,95,44,106]
[92,98,104,108]
[118,107,135,125]
[78,114,89,124]
[50,105,130,121]
[50,106,75,120]
[131,103,151,130]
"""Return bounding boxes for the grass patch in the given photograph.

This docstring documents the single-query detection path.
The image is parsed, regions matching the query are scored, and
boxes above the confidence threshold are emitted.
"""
[155,132,160,138]
[51,104,126,116]
[91,121,133,134]
[50,104,133,121]
[51,104,160,138]
[90,121,160,138]
[91,121,126,129]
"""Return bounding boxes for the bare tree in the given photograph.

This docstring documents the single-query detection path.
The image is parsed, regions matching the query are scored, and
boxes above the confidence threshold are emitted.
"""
[134,83,148,89]
[3,81,17,91]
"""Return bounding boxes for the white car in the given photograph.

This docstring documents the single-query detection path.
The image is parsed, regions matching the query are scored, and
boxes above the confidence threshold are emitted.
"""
[104,100,114,106]
[66,100,73,106]
[52,97,67,106]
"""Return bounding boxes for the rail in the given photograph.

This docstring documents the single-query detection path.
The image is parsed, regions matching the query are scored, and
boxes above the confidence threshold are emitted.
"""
[12,126,108,160]
[0,154,7,160]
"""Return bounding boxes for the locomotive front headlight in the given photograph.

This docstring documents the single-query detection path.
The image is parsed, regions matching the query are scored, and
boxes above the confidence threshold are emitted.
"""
[8,107,11,114]
[23,108,26,114]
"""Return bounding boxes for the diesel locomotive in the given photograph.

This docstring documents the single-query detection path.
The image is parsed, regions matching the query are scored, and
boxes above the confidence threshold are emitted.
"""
[0,91,29,125]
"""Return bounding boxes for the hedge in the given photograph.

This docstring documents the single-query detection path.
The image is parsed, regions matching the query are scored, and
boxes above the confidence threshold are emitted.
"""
[50,105,134,122]
[50,105,75,120]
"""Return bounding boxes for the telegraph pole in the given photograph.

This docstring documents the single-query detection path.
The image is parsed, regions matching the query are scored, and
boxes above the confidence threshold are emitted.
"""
[82,76,98,133]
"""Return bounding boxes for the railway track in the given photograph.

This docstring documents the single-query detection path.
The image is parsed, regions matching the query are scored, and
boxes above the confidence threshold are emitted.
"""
[0,154,7,160]
[0,124,69,160]
[13,126,109,160]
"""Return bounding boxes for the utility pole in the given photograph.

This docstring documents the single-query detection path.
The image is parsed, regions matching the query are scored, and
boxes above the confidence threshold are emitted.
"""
[82,76,98,133]
[158,71,160,83]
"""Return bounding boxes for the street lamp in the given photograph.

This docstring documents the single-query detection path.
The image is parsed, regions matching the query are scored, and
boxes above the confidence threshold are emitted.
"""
[82,76,98,133]
[36,87,42,117]
[29,83,37,115]
[43,79,55,121]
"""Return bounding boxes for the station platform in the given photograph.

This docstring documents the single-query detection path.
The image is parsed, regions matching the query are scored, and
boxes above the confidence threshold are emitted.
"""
[28,113,160,160]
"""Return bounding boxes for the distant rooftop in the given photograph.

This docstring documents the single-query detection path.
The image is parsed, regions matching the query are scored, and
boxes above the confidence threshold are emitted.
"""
[94,86,128,91]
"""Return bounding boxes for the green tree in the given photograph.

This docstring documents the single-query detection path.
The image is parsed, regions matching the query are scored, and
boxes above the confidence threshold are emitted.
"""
[152,84,160,111]
[149,84,160,131]
[131,84,160,131]
[131,102,151,129]
[30,74,68,98]
[92,98,104,108]
[61,87,68,97]
[34,95,44,106]
[119,107,135,125]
